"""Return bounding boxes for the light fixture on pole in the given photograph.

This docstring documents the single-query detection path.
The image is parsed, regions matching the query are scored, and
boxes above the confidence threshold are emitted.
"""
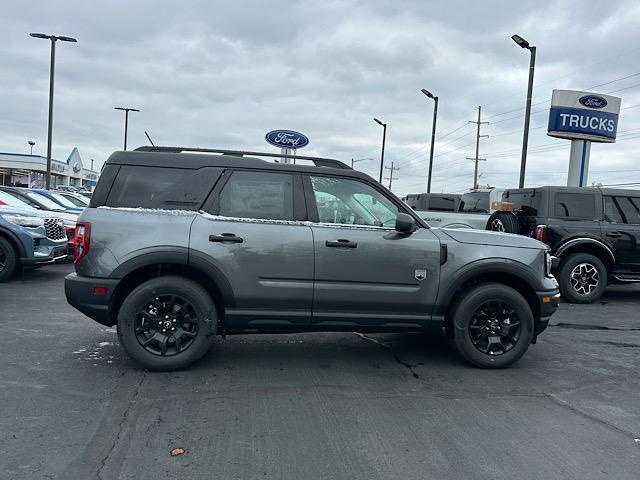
[421,88,438,193]
[29,33,77,189]
[351,157,372,169]
[114,107,140,150]
[373,118,387,184]
[511,34,536,188]
[28,141,35,155]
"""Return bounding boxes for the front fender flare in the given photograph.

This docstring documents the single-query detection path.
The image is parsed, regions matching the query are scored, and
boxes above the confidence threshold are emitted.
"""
[433,257,542,317]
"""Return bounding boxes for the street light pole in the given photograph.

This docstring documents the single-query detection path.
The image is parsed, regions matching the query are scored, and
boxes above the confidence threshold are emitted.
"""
[28,141,35,155]
[511,34,536,188]
[421,89,438,193]
[114,107,140,150]
[30,33,77,189]
[373,118,387,184]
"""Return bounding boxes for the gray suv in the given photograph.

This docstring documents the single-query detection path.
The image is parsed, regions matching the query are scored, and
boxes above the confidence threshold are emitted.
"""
[65,147,559,371]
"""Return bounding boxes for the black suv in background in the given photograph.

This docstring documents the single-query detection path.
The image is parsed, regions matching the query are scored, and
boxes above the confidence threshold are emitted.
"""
[489,186,640,303]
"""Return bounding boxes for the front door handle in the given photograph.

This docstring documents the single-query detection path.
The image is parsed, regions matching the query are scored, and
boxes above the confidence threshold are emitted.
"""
[325,239,357,248]
[606,231,622,238]
[210,233,244,243]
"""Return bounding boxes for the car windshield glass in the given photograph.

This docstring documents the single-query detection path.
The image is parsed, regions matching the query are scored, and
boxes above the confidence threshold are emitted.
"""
[62,194,89,206]
[0,191,37,210]
[460,192,490,213]
[50,192,79,208]
[26,191,64,210]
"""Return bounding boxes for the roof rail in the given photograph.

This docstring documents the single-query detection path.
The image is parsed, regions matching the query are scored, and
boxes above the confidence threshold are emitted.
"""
[133,146,352,170]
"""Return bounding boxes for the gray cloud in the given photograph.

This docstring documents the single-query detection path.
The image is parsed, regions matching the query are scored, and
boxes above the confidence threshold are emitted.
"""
[1,0,638,195]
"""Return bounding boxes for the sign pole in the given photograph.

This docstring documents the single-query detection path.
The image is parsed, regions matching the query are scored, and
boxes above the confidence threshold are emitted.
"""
[567,139,591,187]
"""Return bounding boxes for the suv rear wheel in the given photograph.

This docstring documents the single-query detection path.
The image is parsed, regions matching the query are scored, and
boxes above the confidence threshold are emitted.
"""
[451,283,533,368]
[0,237,18,282]
[117,276,218,371]
[558,253,607,304]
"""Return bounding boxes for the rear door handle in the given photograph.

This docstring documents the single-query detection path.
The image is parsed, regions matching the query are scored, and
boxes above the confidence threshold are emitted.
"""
[606,231,622,238]
[209,233,244,243]
[325,239,357,248]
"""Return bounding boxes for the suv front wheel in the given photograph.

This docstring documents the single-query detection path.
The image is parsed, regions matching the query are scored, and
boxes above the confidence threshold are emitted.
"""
[117,276,218,371]
[451,283,534,368]
[557,253,607,304]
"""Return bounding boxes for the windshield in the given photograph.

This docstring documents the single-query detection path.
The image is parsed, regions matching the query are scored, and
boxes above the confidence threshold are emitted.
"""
[459,192,490,213]
[61,193,89,206]
[27,191,65,210]
[50,192,80,208]
[0,191,38,210]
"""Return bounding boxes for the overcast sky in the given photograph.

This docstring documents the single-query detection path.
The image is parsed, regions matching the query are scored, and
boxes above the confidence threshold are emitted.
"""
[1,0,639,195]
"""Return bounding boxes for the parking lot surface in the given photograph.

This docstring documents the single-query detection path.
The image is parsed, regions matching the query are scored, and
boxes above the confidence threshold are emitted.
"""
[1,263,639,479]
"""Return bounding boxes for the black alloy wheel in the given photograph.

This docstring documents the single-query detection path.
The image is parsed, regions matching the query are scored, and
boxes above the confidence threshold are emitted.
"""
[468,300,521,356]
[135,294,199,357]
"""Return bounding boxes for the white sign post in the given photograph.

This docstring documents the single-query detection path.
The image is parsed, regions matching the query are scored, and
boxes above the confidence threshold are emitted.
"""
[547,90,621,187]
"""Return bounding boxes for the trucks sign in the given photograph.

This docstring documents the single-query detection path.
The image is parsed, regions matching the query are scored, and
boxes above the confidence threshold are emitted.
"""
[547,90,621,143]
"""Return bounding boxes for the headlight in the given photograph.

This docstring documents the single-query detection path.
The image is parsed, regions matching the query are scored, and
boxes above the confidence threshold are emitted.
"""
[0,214,45,228]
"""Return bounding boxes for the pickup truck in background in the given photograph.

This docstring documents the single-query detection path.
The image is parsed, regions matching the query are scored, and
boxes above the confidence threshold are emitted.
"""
[411,189,505,229]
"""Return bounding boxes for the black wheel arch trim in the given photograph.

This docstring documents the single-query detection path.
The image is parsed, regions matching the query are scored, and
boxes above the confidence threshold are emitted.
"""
[433,258,543,318]
[108,247,236,309]
[0,227,27,258]
[554,237,615,265]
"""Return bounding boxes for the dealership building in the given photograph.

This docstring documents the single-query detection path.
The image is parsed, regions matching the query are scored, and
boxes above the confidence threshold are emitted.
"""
[0,147,99,190]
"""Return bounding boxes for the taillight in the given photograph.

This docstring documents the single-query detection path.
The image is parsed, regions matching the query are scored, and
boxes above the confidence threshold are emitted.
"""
[534,225,547,244]
[73,222,91,263]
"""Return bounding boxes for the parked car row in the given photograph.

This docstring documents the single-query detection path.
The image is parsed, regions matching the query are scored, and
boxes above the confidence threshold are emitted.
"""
[407,186,640,304]
[0,186,86,281]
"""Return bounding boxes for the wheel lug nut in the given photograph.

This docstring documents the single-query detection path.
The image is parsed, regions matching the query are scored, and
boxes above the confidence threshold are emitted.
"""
[171,327,175,331]
[173,319,176,323]
[162,329,166,332]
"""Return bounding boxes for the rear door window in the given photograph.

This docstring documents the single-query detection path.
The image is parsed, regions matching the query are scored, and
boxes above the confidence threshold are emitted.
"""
[106,166,221,210]
[613,196,640,225]
[218,170,294,221]
[504,190,541,216]
[428,196,456,212]
[553,193,595,219]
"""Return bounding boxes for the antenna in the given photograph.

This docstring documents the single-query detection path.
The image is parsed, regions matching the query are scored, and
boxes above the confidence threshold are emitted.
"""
[144,131,155,146]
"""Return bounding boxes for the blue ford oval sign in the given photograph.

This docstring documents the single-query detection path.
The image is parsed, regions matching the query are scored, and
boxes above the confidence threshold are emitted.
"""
[579,95,608,109]
[265,130,309,149]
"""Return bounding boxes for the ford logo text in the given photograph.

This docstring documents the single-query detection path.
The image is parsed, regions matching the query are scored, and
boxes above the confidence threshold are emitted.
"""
[265,130,309,149]
[579,95,607,109]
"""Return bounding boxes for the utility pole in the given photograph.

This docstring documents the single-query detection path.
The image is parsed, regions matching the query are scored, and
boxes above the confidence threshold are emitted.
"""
[384,162,399,190]
[467,106,489,189]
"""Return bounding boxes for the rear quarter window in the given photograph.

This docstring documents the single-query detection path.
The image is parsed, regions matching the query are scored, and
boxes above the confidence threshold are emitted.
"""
[553,193,595,219]
[104,166,221,210]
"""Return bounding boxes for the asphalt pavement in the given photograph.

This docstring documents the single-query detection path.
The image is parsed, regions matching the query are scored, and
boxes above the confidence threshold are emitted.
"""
[1,263,639,480]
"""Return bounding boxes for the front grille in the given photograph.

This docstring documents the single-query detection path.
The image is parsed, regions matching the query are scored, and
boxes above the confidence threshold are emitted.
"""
[44,218,67,241]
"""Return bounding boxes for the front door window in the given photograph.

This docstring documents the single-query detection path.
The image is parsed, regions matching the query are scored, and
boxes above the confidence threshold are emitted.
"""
[309,176,399,228]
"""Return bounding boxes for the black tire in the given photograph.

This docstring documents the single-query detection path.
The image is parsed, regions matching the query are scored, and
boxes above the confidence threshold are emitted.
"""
[0,236,18,282]
[451,283,534,368]
[557,253,607,304]
[486,211,519,233]
[117,276,218,371]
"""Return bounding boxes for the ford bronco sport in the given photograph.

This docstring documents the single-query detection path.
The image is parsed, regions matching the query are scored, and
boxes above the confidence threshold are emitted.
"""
[65,147,559,371]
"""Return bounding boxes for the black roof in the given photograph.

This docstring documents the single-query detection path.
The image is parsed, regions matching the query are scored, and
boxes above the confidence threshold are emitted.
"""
[104,146,375,181]
[505,185,640,196]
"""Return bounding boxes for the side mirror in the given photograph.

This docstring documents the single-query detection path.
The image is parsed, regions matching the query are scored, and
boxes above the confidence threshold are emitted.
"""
[395,213,416,233]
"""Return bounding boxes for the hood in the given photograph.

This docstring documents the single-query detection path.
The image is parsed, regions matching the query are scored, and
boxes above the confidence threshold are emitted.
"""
[0,205,75,223]
[439,228,547,250]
